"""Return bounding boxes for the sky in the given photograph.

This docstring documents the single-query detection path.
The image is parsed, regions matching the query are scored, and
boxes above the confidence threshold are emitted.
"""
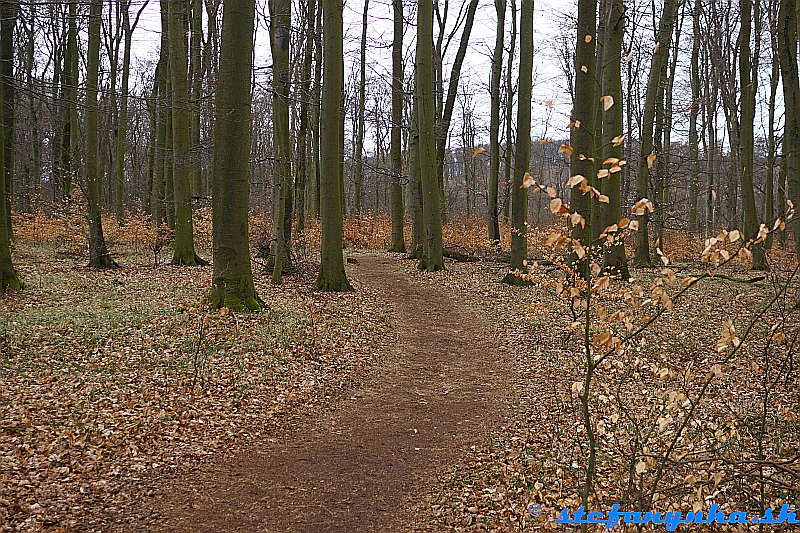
[125,0,578,152]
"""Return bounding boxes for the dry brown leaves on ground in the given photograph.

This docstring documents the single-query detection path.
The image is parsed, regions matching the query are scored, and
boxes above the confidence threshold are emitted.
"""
[393,254,799,532]
[0,245,392,531]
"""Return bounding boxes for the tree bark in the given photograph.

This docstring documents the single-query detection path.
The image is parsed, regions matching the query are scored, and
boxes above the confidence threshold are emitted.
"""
[739,0,768,269]
[416,0,445,271]
[600,0,629,278]
[688,0,701,231]
[269,0,293,281]
[168,0,205,265]
[0,0,20,290]
[354,0,368,217]
[314,0,353,290]
[86,0,117,268]
[208,0,263,310]
[488,0,505,242]
[634,0,675,266]
[779,0,800,255]
[502,0,533,285]
[389,0,406,252]
[570,0,597,270]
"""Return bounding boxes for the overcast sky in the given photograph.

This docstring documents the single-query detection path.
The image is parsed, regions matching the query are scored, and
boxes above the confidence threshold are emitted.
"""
[125,0,578,153]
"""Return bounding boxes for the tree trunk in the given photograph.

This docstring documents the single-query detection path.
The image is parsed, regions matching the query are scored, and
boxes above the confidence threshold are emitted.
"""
[409,89,424,258]
[353,0,368,217]
[168,0,205,265]
[779,0,800,255]
[0,0,20,290]
[296,0,316,234]
[416,0,445,272]
[269,0,293,281]
[310,3,322,219]
[570,0,597,270]
[208,0,263,310]
[488,0,505,242]
[86,0,117,268]
[503,0,516,223]
[190,0,203,196]
[314,0,353,290]
[688,0,701,231]
[114,0,132,222]
[739,0,768,269]
[389,0,406,252]
[600,0,629,278]
[502,0,533,285]
[0,0,16,238]
[634,0,675,266]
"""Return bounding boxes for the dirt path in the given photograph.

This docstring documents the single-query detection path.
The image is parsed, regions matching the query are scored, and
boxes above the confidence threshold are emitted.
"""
[144,255,512,532]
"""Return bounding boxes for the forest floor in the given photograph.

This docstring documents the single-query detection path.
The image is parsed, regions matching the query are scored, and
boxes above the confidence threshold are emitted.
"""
[2,237,799,532]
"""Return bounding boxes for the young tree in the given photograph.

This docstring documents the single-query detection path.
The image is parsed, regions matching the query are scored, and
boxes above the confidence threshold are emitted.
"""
[388,0,406,253]
[168,0,205,265]
[86,0,117,268]
[208,0,263,310]
[314,0,353,290]
[416,0,445,271]
[503,0,533,286]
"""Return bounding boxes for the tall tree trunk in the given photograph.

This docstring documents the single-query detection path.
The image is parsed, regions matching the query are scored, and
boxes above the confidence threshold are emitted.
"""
[310,3,322,219]
[688,0,701,231]
[190,0,203,196]
[208,0,263,310]
[570,0,597,267]
[600,0,629,278]
[488,0,505,242]
[766,0,779,248]
[269,0,292,281]
[739,0,768,269]
[0,0,16,238]
[416,0,445,271]
[503,0,516,223]
[634,0,675,266]
[86,0,117,268]
[154,61,168,225]
[779,0,800,254]
[168,0,205,265]
[389,0,406,252]
[114,0,132,221]
[66,0,79,202]
[296,0,316,234]
[353,0,368,217]
[409,88,424,258]
[314,0,353,290]
[503,0,533,285]
[0,0,20,290]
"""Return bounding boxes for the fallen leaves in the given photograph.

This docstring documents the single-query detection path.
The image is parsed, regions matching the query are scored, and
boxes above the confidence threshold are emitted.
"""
[0,245,391,530]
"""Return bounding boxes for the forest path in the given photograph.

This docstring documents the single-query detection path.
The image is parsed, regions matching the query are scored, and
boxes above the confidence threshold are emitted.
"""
[149,255,512,532]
